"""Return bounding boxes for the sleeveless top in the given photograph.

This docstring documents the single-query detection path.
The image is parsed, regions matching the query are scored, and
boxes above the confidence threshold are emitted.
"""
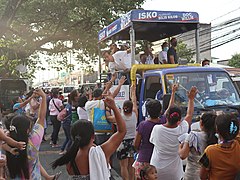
[121,112,137,140]
[68,160,90,180]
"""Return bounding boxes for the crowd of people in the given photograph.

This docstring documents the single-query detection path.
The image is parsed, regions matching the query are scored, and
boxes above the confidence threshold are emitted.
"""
[0,72,238,180]
[0,42,238,179]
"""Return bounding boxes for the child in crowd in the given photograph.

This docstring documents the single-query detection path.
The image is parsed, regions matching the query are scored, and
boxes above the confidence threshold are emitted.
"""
[178,112,218,179]
[133,84,178,179]
[199,114,240,180]
[140,165,157,180]
[149,86,197,180]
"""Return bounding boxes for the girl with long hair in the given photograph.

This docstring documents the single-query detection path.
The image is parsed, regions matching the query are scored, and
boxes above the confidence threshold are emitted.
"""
[4,89,47,179]
[52,94,126,179]
[178,112,218,179]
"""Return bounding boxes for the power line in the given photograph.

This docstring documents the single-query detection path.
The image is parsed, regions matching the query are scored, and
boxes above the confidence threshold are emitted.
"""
[210,6,240,22]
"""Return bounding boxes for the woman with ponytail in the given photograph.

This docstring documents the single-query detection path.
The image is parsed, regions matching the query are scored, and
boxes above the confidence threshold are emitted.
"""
[199,114,240,180]
[149,86,197,180]
[52,93,126,180]
[178,112,218,179]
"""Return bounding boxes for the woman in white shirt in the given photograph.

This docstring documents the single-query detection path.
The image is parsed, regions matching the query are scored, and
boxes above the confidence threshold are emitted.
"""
[77,95,88,120]
[149,86,197,180]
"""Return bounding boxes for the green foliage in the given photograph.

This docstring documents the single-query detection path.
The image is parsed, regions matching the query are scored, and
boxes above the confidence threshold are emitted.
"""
[228,53,240,68]
[0,0,146,78]
[176,40,195,62]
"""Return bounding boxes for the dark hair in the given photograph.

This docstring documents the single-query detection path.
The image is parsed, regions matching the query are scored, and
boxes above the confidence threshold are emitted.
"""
[102,50,111,56]
[123,100,133,114]
[4,115,31,179]
[68,89,79,104]
[140,165,156,180]
[52,120,95,169]
[51,88,59,98]
[25,89,34,99]
[167,106,182,125]
[78,95,88,108]
[171,37,177,43]
[215,114,239,141]
[161,42,168,48]
[146,99,161,119]
[201,112,218,146]
[93,88,103,98]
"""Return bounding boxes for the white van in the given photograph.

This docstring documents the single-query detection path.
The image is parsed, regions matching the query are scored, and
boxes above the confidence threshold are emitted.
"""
[62,85,75,104]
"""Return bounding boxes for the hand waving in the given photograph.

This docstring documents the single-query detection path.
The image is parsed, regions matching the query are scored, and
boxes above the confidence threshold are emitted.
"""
[187,86,198,100]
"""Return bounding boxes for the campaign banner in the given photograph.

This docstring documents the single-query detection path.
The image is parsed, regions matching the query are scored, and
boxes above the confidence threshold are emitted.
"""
[132,10,199,23]
[98,9,199,42]
[107,18,121,37]
[109,85,129,108]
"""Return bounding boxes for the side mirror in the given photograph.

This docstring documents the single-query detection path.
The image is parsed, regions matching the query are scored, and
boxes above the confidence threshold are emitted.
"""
[162,93,171,112]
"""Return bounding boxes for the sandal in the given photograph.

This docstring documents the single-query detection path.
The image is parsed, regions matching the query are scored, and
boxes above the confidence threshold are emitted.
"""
[53,171,62,180]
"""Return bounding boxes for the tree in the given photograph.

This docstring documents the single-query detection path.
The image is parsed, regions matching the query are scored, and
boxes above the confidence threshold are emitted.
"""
[176,40,195,63]
[228,53,240,68]
[0,0,146,78]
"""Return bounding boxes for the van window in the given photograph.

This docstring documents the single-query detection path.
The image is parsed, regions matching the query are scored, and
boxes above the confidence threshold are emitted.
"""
[165,71,240,108]
[144,76,161,100]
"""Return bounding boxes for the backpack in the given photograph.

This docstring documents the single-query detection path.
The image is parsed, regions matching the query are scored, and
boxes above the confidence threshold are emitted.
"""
[91,101,113,133]
[57,104,71,121]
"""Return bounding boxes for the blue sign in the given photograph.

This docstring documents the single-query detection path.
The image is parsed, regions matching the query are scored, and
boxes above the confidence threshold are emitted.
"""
[131,10,199,22]
[98,9,199,42]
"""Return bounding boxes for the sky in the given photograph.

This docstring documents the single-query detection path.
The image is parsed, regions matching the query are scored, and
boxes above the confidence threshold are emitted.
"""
[142,0,240,60]
[34,0,240,84]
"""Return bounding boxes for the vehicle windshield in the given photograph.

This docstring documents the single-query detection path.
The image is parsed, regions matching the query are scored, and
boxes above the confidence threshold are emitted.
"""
[165,71,240,108]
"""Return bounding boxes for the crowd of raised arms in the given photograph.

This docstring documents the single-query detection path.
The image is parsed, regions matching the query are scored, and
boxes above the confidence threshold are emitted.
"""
[0,72,239,180]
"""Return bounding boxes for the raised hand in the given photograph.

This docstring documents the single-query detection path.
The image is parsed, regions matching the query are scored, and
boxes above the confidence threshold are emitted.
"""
[34,89,46,98]
[172,83,179,93]
[103,92,117,110]
[187,86,198,100]
[119,76,126,85]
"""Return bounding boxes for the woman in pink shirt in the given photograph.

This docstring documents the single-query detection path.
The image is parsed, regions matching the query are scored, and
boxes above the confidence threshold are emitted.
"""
[49,89,64,147]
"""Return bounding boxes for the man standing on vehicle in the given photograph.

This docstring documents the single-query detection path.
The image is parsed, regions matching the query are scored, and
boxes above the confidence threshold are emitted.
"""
[167,38,178,64]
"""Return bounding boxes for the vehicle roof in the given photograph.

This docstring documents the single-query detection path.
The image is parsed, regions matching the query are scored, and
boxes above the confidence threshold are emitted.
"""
[98,9,199,42]
[144,66,227,76]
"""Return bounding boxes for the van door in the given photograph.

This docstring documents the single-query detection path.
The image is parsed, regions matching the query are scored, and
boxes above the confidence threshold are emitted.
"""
[139,74,162,122]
